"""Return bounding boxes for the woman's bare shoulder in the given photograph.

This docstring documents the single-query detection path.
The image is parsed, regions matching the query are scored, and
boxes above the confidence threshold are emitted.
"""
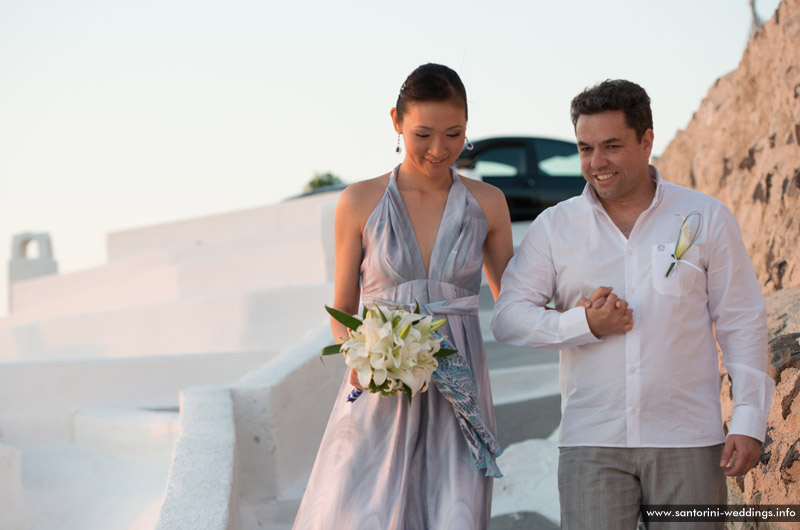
[459,175,507,213]
[337,172,392,224]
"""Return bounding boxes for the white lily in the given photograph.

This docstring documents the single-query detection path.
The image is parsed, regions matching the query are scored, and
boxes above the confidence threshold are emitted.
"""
[666,211,703,277]
[322,302,457,403]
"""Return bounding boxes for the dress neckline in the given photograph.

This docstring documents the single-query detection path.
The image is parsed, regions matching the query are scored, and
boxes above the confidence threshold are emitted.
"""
[388,164,461,279]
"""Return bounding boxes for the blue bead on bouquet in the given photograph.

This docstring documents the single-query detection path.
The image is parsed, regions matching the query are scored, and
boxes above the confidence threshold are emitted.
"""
[346,387,363,403]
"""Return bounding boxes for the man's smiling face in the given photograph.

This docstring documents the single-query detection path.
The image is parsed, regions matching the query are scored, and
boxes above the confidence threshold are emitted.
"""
[575,110,653,205]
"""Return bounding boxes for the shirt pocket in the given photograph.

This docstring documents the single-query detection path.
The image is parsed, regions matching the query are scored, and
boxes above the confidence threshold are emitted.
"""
[651,243,702,296]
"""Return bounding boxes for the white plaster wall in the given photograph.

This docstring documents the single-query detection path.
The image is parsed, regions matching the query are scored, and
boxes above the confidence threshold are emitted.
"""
[6,240,328,327]
[73,406,180,456]
[155,386,238,530]
[9,263,182,327]
[1,283,333,361]
[0,351,273,447]
[9,253,174,316]
[232,325,344,506]
[2,188,339,362]
[0,444,29,530]
[107,192,340,262]
[7,192,339,327]
[152,325,345,530]
[0,326,13,360]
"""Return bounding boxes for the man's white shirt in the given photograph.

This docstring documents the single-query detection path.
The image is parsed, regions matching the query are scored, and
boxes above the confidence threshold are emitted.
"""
[491,166,774,447]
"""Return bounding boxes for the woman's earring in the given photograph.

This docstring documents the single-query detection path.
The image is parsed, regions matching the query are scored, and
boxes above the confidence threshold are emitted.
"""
[395,134,401,154]
[465,137,474,151]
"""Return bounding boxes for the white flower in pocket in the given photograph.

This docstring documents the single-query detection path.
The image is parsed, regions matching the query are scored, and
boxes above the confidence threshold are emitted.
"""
[665,211,703,277]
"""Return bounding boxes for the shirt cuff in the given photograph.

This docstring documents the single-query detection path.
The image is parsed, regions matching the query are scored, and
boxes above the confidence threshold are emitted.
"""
[559,306,602,345]
[728,403,770,442]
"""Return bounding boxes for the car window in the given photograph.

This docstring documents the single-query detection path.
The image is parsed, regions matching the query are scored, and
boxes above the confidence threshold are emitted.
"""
[533,139,581,177]
[472,146,525,179]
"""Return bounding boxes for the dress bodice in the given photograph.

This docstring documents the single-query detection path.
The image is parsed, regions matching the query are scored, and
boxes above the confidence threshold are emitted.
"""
[360,165,489,307]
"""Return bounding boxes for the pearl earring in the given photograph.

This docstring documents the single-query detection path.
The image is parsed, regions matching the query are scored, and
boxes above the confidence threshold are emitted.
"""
[465,137,474,151]
[396,134,401,154]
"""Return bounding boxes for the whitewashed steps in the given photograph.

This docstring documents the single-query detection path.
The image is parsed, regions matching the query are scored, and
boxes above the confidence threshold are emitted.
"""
[73,406,180,456]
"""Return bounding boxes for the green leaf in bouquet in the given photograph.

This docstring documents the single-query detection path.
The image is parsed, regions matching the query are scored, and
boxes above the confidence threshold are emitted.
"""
[324,305,362,331]
[434,347,458,358]
[392,314,401,330]
[321,344,343,356]
[413,300,420,314]
[399,323,411,340]
[402,386,413,405]
[377,306,388,323]
[362,306,368,319]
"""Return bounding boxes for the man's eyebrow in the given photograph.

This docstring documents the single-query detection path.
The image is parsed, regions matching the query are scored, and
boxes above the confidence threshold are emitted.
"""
[577,137,622,146]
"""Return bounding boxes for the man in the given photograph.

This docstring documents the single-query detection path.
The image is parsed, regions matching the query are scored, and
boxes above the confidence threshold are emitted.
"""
[491,80,774,529]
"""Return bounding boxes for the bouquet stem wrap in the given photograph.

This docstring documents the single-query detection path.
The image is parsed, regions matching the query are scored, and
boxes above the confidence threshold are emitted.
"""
[368,296,504,478]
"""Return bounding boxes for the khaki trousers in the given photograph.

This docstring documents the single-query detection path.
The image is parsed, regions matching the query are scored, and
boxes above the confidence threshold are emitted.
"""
[558,445,727,530]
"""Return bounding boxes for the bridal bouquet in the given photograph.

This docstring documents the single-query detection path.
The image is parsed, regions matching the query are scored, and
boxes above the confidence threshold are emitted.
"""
[322,303,457,403]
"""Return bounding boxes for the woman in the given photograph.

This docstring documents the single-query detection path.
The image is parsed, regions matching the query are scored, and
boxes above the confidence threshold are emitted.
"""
[293,63,513,530]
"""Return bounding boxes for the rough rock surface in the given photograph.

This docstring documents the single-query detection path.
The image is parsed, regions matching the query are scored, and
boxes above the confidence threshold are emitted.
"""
[720,287,800,529]
[654,1,800,526]
[655,0,800,294]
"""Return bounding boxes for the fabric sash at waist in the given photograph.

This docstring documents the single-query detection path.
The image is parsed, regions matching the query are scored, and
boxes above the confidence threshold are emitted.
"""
[363,281,479,316]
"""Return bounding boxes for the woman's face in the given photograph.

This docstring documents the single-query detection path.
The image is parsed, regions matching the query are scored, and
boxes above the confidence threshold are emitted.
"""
[392,100,467,180]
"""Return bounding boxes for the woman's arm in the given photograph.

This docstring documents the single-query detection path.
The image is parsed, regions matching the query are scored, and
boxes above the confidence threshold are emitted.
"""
[475,184,514,301]
[330,177,388,389]
[330,185,367,343]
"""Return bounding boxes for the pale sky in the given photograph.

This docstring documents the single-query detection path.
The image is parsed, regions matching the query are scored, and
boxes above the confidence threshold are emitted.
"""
[0,0,783,318]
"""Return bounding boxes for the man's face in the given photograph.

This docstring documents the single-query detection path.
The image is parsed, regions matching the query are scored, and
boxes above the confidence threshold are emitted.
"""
[575,110,653,204]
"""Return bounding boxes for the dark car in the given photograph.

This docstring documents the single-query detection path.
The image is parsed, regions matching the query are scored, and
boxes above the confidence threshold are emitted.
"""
[456,136,586,222]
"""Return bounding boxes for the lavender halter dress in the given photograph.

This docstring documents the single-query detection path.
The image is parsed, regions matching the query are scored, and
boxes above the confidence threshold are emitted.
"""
[293,165,497,530]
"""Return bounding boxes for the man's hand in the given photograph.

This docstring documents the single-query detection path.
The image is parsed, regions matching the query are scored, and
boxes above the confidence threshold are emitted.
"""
[579,286,633,337]
[720,434,763,476]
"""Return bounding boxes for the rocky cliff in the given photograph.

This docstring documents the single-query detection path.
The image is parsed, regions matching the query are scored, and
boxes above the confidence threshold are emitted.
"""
[656,0,800,294]
[720,288,800,511]
[656,0,800,525]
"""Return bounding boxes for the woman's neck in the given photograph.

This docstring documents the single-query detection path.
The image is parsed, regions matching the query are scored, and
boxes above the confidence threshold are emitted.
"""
[396,163,453,193]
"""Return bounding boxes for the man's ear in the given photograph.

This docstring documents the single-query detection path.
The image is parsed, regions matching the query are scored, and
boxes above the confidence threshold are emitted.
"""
[641,128,654,158]
[390,107,401,134]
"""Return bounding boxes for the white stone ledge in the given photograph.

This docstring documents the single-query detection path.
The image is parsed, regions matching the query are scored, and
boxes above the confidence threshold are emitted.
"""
[0,351,273,446]
[0,283,333,361]
[9,239,329,325]
[154,325,345,529]
[9,252,174,317]
[109,192,340,261]
[155,386,239,530]
[0,444,29,530]
[73,405,180,456]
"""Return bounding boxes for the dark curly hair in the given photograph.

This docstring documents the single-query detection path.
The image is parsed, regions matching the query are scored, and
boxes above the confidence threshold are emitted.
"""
[395,63,468,122]
[570,79,652,141]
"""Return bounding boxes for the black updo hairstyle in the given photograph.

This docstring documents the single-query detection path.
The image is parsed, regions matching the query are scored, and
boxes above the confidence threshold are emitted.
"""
[395,63,468,123]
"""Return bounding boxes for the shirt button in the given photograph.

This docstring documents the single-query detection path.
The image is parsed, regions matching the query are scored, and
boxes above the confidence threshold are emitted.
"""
[629,287,636,294]
[627,249,633,256]
[631,408,637,414]
[629,366,636,374]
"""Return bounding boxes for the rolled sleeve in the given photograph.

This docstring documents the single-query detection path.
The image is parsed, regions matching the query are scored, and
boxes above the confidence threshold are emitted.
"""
[491,216,602,350]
